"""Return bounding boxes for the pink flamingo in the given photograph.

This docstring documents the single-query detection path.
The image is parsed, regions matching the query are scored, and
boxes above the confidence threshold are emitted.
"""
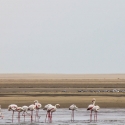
[47,104,60,123]
[28,104,36,122]
[34,100,42,121]
[43,104,52,122]
[16,107,23,122]
[21,106,30,122]
[0,105,4,119]
[8,104,18,123]
[87,98,100,122]
[92,105,100,122]
[69,104,78,122]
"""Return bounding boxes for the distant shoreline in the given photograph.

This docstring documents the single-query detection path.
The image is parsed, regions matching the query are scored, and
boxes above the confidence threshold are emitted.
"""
[0,73,125,79]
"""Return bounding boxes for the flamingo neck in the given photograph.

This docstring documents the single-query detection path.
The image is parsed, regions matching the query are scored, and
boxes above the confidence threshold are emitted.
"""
[55,104,59,108]
[92,101,95,105]
[34,100,38,104]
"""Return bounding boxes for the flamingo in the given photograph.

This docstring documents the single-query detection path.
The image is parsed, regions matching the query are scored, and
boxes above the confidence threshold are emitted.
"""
[21,106,30,122]
[0,105,4,119]
[43,104,52,110]
[69,104,78,122]
[8,104,18,122]
[92,105,100,122]
[34,100,42,121]
[87,98,100,122]
[87,98,96,121]
[28,104,36,122]
[47,104,60,123]
[16,107,23,122]
[43,104,52,122]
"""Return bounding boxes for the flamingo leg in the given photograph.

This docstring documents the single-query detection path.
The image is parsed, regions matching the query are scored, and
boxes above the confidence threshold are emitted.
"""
[32,111,33,122]
[45,112,48,123]
[46,111,50,123]
[50,112,52,123]
[49,112,51,123]
[36,110,38,119]
[24,112,26,122]
[48,112,51,123]
[22,112,26,122]
[26,111,30,116]
[90,110,92,122]
[37,109,40,121]
[96,112,97,122]
[36,110,37,120]
[0,113,4,119]
[35,110,37,122]
[12,111,14,123]
[71,110,73,122]
[22,112,25,121]
[31,111,33,122]
[35,110,36,122]
[94,112,95,122]
[18,112,20,123]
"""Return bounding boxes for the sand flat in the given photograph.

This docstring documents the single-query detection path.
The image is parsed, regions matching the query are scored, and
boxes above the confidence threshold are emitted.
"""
[0,96,125,108]
[0,74,125,108]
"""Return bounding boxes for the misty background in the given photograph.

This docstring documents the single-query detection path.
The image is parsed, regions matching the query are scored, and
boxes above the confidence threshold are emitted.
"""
[0,0,125,74]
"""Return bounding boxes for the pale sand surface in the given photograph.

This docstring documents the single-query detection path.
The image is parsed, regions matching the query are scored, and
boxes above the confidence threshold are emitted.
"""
[0,74,125,108]
[0,96,125,108]
[0,74,125,86]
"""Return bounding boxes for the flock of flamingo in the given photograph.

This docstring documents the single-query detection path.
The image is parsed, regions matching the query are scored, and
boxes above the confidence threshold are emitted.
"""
[0,98,100,123]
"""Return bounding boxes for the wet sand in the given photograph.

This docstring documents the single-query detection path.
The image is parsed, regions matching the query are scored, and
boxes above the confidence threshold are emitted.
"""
[0,108,125,125]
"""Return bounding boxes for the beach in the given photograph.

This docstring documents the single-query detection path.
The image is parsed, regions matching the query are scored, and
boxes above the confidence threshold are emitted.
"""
[0,74,125,108]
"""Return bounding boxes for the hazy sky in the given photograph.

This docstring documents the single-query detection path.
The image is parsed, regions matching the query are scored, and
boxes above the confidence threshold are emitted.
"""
[0,0,125,74]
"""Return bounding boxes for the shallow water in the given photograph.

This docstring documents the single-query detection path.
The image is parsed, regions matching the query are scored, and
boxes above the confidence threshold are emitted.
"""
[0,108,125,125]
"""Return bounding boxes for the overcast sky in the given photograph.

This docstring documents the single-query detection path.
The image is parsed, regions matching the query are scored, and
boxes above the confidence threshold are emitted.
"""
[0,0,125,74]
